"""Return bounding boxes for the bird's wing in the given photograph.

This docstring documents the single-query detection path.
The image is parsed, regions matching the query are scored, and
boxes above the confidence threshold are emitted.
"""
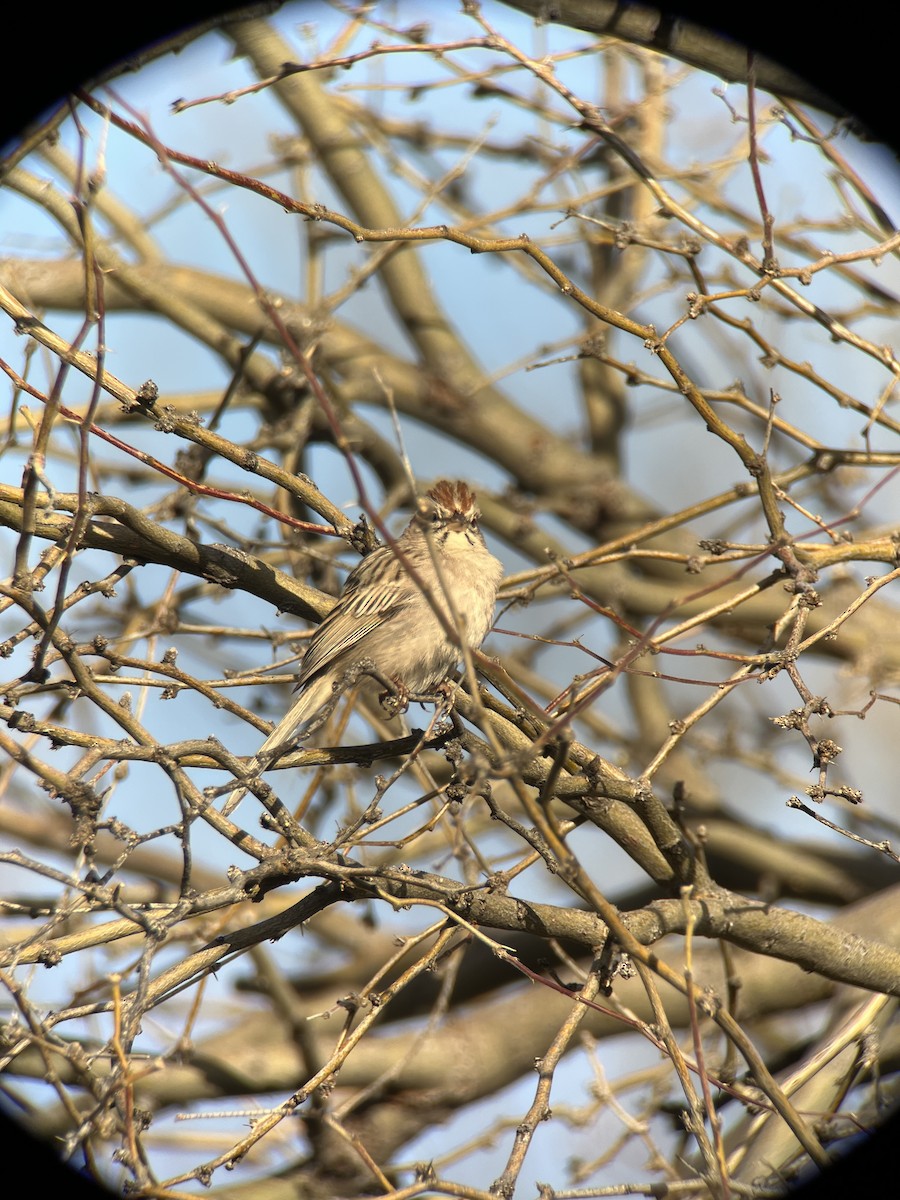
[294,547,414,688]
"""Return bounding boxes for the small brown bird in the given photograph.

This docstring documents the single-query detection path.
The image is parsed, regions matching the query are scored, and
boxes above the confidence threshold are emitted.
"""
[225,480,502,811]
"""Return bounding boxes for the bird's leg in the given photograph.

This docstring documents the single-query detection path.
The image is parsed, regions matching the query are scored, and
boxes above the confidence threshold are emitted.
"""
[388,679,458,736]
[330,657,412,717]
[302,659,411,722]
[376,675,410,718]
[406,679,456,711]
[378,686,410,718]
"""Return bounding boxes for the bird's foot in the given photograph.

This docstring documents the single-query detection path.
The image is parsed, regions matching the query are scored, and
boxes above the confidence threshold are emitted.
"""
[377,677,410,718]
[404,680,456,731]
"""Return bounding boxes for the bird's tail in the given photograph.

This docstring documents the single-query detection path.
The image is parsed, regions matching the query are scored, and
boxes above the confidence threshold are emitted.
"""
[222,675,333,816]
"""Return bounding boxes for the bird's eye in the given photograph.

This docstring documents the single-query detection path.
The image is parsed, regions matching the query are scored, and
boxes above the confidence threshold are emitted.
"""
[431,511,441,524]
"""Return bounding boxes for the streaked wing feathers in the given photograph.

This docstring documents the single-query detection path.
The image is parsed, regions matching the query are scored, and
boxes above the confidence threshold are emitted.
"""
[295,548,412,687]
